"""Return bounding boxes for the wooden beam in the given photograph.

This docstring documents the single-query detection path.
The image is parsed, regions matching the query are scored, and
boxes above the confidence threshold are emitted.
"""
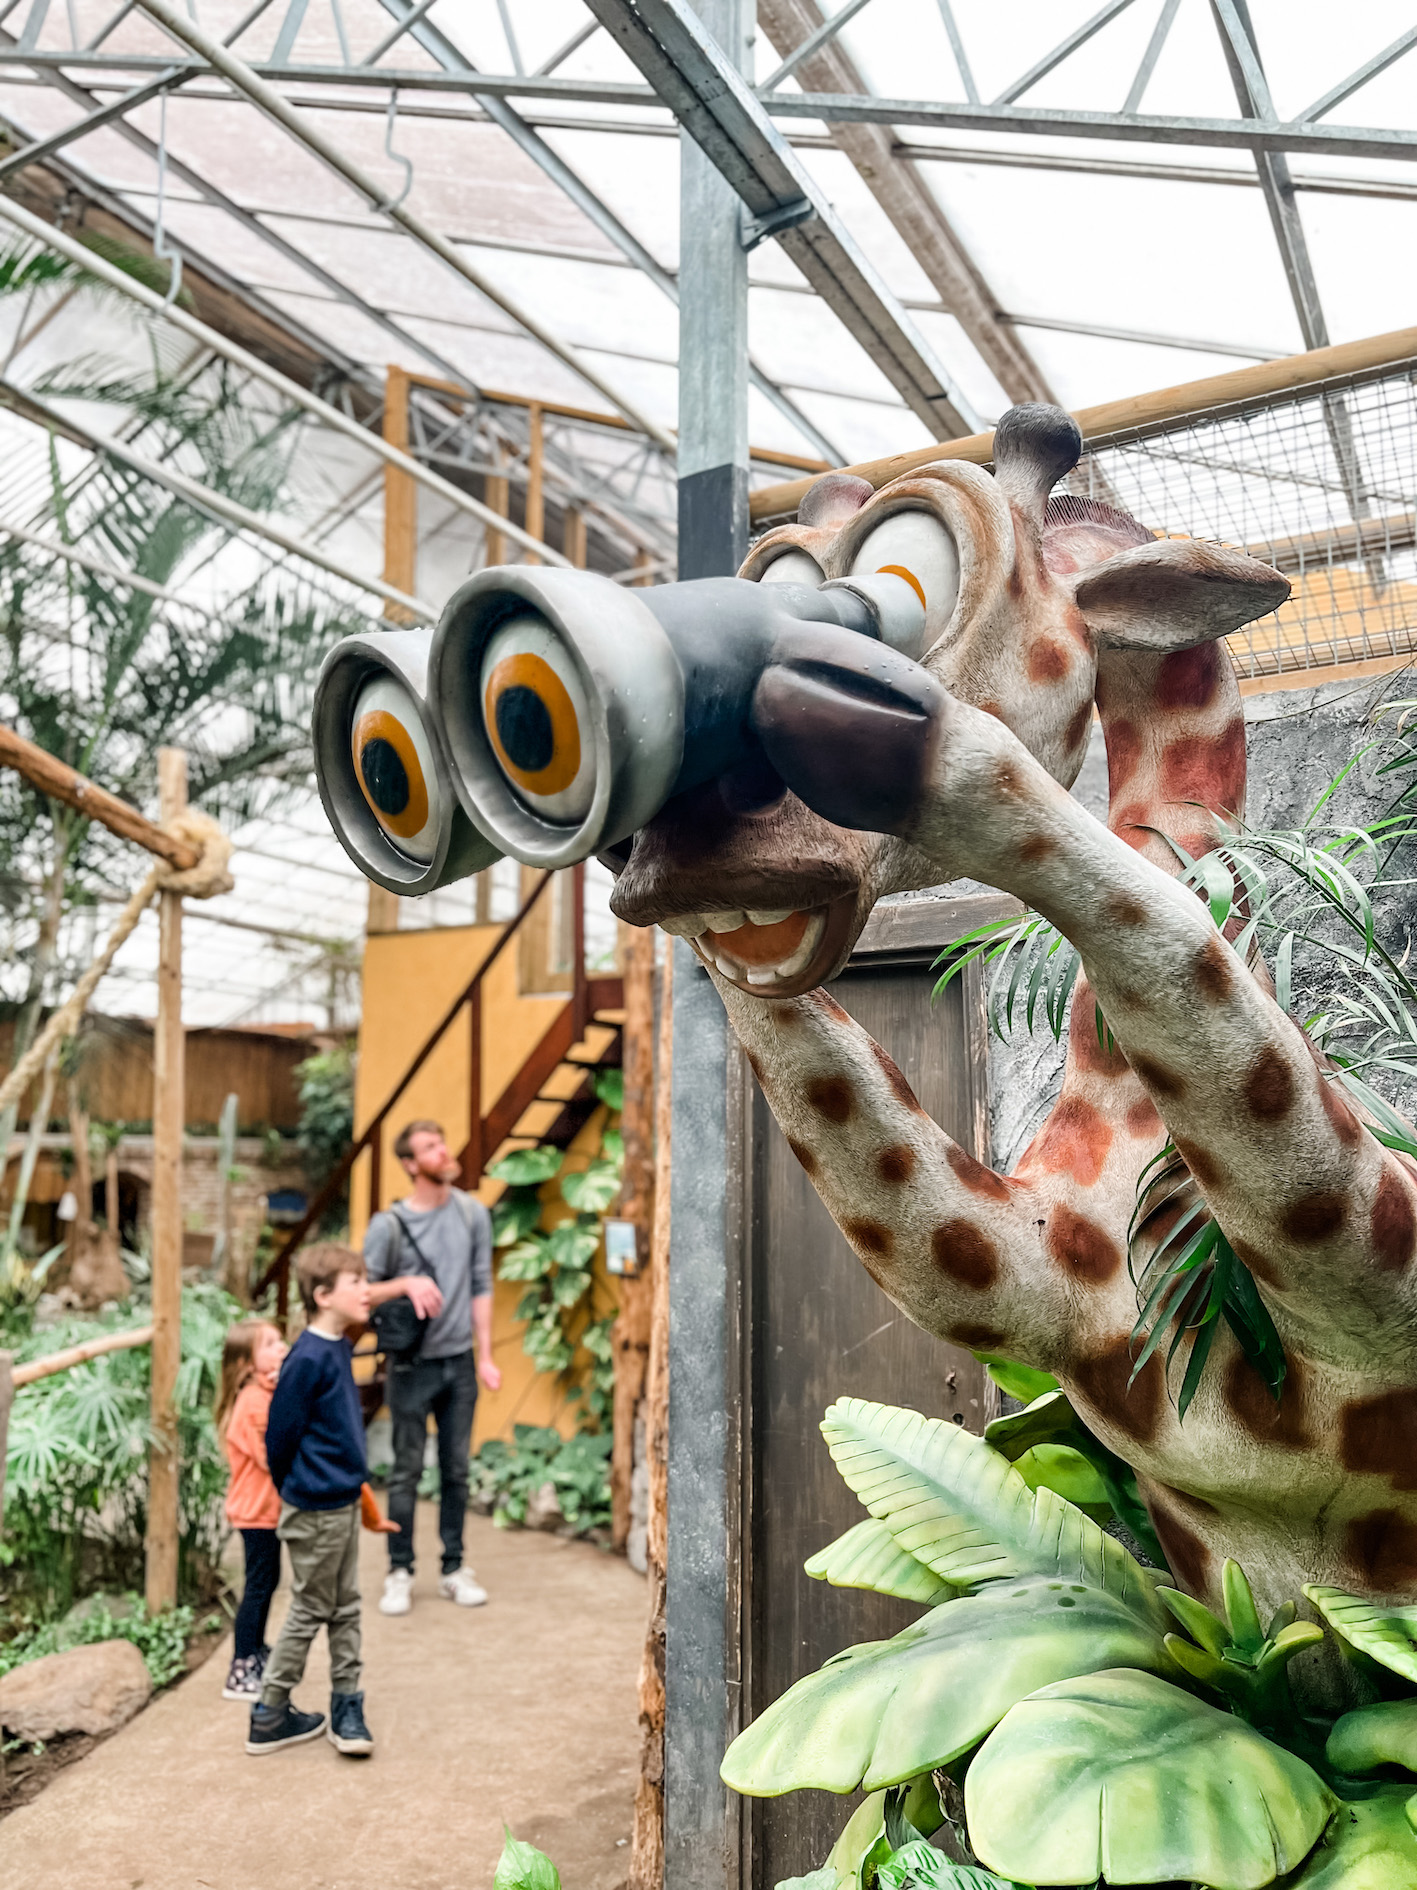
[565,505,587,569]
[382,363,417,624]
[13,1324,154,1388]
[0,724,199,870]
[750,323,1417,522]
[484,443,509,567]
[525,402,544,566]
[145,745,185,1613]
[609,923,655,1550]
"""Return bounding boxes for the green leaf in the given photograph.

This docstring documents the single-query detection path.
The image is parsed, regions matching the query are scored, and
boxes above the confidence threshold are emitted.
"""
[720,1579,1172,1796]
[488,1146,564,1186]
[1306,1586,1417,1683]
[492,1192,544,1246]
[550,1267,592,1309]
[805,1519,957,1605]
[1011,1443,1111,1520]
[965,1668,1335,1889]
[592,1069,624,1112]
[498,1240,551,1282]
[1328,1700,1417,1778]
[1280,1789,1417,1887]
[819,1398,1164,1621]
[494,1830,561,1890]
[544,1222,601,1270]
[982,1390,1076,1460]
[559,1162,621,1213]
[775,1871,840,1890]
[972,1354,1058,1404]
[874,1849,1022,1890]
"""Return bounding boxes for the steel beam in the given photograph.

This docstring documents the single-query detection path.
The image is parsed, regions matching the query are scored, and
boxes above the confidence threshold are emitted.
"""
[758,0,1053,406]
[583,0,980,437]
[993,0,1137,106]
[1298,23,1417,123]
[0,66,180,179]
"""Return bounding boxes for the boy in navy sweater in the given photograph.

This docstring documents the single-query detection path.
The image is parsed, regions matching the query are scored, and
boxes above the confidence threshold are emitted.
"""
[248,1243,390,1759]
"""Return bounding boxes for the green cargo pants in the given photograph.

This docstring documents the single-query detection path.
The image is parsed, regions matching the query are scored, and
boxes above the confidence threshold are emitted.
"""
[260,1500,361,1706]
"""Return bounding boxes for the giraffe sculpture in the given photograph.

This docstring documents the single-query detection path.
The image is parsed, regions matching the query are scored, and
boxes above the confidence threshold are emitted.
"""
[609,403,1417,1711]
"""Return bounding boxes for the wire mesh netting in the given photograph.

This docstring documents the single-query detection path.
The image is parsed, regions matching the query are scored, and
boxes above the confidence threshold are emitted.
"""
[1072,362,1417,680]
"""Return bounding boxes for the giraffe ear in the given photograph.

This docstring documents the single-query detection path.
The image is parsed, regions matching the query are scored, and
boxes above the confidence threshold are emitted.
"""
[1073,538,1290,652]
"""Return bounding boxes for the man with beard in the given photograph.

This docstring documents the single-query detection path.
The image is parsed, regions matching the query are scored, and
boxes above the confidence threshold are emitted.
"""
[364,1120,500,1614]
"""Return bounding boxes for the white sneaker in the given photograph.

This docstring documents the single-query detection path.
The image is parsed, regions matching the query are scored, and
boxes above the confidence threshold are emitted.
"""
[438,1567,488,1607]
[379,1569,414,1616]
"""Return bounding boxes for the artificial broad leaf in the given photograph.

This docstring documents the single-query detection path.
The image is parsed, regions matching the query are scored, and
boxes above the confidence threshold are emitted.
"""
[982,1390,1075,1459]
[498,1240,551,1282]
[1280,1789,1417,1887]
[984,1392,1167,1570]
[775,1872,838,1890]
[488,1146,564,1187]
[494,1830,561,1890]
[560,1162,621,1213]
[544,1222,601,1270]
[592,1068,624,1111]
[1327,1700,1417,1778]
[966,1668,1334,1890]
[720,1579,1172,1796]
[492,1192,544,1246]
[805,1519,957,1605]
[1306,1586,1417,1683]
[819,1399,1164,1624]
[971,1353,1058,1405]
[875,1848,1023,1890]
[1011,1443,1112,1522]
[822,1777,945,1890]
[550,1266,592,1309]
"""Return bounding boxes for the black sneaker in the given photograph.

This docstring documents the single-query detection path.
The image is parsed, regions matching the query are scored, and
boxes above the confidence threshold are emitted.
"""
[245,1700,326,1755]
[327,1690,374,1757]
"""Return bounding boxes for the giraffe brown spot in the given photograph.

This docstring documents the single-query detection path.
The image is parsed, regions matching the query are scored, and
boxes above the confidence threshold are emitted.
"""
[1107,893,1148,927]
[787,1137,818,1178]
[1174,1135,1226,1191]
[871,1040,926,1115]
[946,1143,1011,1202]
[1345,1509,1417,1591]
[1065,700,1093,752]
[1156,643,1222,712]
[1068,996,1129,1077]
[931,1220,999,1290]
[1281,1189,1348,1244]
[1224,1349,1312,1450]
[1341,1387,1417,1491]
[1070,1335,1165,1445]
[948,1322,1006,1349]
[1064,602,1092,650]
[1017,833,1058,864]
[1195,937,1234,1003]
[979,699,1003,721]
[877,1143,916,1185]
[810,990,852,1025]
[1027,638,1070,683]
[1127,1096,1163,1137]
[1319,1075,1363,1147]
[1131,1054,1185,1098]
[806,1075,854,1125]
[1046,1204,1122,1285]
[1110,798,1151,847]
[1160,720,1246,816]
[1371,1164,1417,1273]
[994,759,1023,798]
[1104,717,1142,794]
[1232,1236,1285,1291]
[1244,1046,1295,1121]
[1026,1096,1113,1186]
[1147,1494,1214,1596]
[846,1217,893,1259]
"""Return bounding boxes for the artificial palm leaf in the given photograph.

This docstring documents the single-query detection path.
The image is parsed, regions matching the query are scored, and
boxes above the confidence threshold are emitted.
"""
[1326,1699,1417,1778]
[805,1518,957,1605]
[1279,1790,1417,1887]
[1304,1586,1417,1683]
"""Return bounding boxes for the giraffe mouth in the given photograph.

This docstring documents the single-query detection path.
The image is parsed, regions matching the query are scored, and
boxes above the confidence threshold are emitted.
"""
[668,895,857,998]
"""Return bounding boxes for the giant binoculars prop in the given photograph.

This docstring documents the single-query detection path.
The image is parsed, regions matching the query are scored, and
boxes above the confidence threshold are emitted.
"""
[312,564,929,894]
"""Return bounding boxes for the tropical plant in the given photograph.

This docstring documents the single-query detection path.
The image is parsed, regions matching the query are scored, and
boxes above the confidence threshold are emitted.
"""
[721,1397,1417,1889]
[495,1829,562,1890]
[469,1425,611,1536]
[295,1042,355,1232]
[485,1069,624,1432]
[0,1598,211,1688]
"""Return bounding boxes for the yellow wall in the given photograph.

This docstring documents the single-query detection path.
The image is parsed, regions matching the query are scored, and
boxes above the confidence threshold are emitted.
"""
[350,921,620,1447]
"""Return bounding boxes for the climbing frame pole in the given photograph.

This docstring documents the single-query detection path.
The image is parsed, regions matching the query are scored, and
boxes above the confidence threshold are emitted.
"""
[145,746,186,1611]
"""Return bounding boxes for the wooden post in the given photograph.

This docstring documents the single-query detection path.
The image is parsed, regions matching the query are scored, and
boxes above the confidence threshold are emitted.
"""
[366,878,399,936]
[484,445,508,568]
[382,364,416,623]
[145,746,185,1613]
[629,942,672,1890]
[0,1348,12,1535]
[633,549,654,587]
[565,506,587,569]
[525,404,544,566]
[610,923,656,1549]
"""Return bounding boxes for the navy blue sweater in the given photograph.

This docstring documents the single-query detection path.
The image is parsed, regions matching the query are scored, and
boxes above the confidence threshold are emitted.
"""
[265,1328,366,1511]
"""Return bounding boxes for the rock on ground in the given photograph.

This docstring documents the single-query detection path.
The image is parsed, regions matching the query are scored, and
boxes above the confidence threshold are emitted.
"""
[0,1641,151,1741]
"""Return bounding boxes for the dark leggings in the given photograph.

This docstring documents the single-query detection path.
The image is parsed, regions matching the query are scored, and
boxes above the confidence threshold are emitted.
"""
[234,1527,281,1659]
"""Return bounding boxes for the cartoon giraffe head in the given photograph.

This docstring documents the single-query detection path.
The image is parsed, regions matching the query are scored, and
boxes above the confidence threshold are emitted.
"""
[609,404,1288,997]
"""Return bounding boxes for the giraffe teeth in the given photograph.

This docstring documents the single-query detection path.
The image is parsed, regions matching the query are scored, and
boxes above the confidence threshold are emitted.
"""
[746,907,795,926]
[705,910,747,934]
[660,912,709,938]
[777,912,827,977]
[744,963,781,986]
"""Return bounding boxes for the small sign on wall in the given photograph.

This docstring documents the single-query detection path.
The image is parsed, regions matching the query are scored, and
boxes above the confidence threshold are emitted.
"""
[604,1218,641,1276]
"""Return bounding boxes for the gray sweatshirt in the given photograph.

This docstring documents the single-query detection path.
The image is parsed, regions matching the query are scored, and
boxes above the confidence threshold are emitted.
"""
[363,1191,494,1361]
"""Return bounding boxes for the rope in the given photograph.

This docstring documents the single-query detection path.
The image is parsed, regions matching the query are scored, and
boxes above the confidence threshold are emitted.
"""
[0,808,235,1117]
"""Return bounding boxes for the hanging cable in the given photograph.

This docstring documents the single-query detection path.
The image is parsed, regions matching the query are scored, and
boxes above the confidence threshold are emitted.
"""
[151,87,183,311]
[379,87,414,213]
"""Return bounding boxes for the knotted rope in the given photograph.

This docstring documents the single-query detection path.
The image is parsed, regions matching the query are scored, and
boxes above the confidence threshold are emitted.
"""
[0,808,234,1116]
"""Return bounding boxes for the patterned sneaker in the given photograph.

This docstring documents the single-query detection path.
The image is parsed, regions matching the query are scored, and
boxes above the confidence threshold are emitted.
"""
[379,1569,414,1616]
[438,1566,488,1607]
[222,1655,262,1702]
[245,1700,326,1754]
[328,1690,374,1757]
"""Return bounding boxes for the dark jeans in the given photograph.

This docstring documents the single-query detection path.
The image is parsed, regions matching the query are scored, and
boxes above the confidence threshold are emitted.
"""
[234,1526,281,1659]
[387,1350,477,1575]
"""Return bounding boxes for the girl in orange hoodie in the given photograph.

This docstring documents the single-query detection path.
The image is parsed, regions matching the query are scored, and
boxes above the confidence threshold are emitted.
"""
[215,1319,287,1703]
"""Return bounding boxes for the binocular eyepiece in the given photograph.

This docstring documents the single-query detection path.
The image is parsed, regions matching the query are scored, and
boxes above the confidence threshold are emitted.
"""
[313,564,927,891]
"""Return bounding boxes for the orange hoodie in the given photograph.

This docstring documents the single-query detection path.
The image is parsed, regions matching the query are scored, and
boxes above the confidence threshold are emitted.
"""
[224,1378,281,1530]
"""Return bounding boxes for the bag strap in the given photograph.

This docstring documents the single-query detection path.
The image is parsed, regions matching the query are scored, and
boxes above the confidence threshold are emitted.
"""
[389,1206,437,1280]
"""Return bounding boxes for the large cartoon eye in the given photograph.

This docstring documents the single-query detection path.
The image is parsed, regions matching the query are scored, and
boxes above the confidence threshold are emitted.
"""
[480,613,595,824]
[849,512,959,625]
[350,673,442,863]
[759,548,824,587]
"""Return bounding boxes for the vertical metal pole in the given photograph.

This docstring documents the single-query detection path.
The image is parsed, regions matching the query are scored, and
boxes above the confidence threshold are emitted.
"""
[676,0,751,580]
[146,745,185,1612]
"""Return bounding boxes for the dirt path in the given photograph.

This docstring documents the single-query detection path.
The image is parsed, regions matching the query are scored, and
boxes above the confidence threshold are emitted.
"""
[0,1507,646,1890]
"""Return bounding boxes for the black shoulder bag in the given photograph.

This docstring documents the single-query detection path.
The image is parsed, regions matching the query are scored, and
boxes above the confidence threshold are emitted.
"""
[369,1209,437,1361]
